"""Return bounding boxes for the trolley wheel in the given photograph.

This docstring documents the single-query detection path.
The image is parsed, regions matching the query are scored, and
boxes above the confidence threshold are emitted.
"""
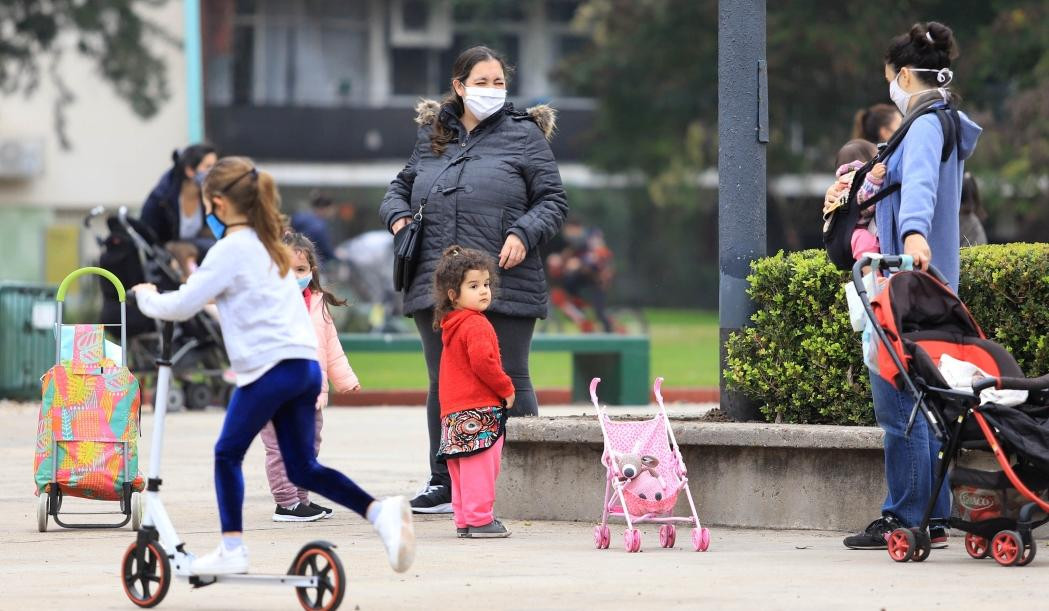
[691,527,711,552]
[887,528,916,562]
[911,529,931,563]
[37,493,48,532]
[659,524,676,548]
[184,383,212,411]
[991,530,1023,567]
[965,533,990,560]
[121,539,171,608]
[593,525,610,549]
[293,543,347,611]
[131,492,143,531]
[624,528,642,553]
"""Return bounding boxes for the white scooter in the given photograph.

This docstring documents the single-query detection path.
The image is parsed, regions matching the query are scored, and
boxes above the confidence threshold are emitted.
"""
[120,322,347,610]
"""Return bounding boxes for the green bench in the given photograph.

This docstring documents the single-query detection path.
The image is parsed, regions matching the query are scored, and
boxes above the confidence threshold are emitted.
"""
[338,333,651,405]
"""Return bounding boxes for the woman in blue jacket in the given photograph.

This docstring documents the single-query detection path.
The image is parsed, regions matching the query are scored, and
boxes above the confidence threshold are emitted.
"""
[838,21,982,550]
[140,144,218,275]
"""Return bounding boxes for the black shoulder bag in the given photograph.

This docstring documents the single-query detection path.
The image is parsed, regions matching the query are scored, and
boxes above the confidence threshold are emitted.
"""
[393,130,493,292]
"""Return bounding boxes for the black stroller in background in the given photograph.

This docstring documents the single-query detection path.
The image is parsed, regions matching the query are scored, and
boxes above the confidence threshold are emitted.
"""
[854,254,1049,567]
[85,206,231,411]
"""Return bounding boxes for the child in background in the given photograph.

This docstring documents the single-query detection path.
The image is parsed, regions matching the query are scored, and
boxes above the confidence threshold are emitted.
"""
[259,232,361,522]
[432,246,516,538]
[832,138,887,260]
[133,157,413,575]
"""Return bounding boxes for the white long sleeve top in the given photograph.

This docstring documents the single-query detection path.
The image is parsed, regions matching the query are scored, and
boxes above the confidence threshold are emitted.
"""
[135,228,317,379]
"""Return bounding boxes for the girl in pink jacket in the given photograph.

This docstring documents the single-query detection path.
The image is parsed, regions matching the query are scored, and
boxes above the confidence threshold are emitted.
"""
[260,232,360,521]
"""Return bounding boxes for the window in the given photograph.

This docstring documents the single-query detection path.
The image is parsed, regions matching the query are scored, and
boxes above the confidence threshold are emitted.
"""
[204,0,371,107]
[439,33,520,96]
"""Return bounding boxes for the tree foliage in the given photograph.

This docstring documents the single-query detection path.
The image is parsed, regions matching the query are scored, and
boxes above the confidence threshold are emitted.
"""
[0,0,173,148]
[560,0,1048,236]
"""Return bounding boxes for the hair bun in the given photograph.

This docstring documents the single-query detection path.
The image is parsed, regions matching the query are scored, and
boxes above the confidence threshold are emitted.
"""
[925,21,956,55]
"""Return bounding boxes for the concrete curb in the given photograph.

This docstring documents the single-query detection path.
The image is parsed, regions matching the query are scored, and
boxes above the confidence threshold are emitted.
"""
[497,415,888,531]
[506,416,884,449]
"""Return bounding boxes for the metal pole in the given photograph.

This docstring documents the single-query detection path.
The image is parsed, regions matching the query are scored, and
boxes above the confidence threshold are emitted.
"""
[183,0,205,143]
[718,0,767,421]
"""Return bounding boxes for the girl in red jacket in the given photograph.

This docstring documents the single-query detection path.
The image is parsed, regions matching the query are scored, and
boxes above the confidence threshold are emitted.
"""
[433,246,517,538]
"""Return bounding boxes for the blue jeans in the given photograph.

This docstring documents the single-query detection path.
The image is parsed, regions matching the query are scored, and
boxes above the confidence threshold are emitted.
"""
[214,359,374,532]
[870,372,951,526]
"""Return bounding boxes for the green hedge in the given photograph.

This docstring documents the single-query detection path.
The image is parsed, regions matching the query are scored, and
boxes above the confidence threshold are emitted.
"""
[724,244,1049,426]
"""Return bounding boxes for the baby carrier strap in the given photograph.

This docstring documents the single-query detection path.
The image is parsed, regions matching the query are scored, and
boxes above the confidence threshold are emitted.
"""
[822,100,958,271]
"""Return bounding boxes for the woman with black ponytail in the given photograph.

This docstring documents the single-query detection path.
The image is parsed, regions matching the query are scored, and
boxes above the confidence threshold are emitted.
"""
[140,144,218,275]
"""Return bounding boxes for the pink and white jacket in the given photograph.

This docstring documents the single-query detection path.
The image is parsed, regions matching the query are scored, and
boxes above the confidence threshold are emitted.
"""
[304,288,359,408]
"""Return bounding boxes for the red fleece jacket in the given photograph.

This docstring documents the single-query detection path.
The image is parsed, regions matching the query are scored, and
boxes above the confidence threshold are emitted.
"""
[438,309,515,417]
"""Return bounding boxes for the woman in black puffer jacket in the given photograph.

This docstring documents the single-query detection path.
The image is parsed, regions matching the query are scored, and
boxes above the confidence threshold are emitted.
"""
[380,46,568,512]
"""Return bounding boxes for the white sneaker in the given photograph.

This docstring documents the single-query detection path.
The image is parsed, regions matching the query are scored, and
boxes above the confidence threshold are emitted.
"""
[371,497,415,573]
[190,543,249,575]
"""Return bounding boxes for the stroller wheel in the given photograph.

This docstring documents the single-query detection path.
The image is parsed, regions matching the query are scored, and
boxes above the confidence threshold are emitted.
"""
[166,385,185,412]
[659,525,676,548]
[594,525,610,549]
[624,529,641,553]
[1017,535,1037,567]
[964,533,990,560]
[887,528,916,562]
[991,530,1023,567]
[185,383,212,411]
[691,527,710,552]
[911,529,931,562]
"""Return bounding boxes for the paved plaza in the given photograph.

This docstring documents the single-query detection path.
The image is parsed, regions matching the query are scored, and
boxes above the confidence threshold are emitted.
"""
[2,402,1046,610]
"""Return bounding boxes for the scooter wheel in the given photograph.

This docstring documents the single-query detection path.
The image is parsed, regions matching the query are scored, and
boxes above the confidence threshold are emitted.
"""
[293,542,347,611]
[121,539,171,608]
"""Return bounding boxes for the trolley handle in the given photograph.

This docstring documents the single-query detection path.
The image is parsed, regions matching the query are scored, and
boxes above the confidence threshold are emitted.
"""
[57,267,126,303]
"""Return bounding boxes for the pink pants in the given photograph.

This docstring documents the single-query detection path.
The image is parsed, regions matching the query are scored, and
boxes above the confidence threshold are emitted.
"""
[851,226,881,261]
[447,436,504,528]
[260,409,323,507]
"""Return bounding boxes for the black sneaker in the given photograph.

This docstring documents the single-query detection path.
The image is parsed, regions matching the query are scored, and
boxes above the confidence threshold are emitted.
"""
[464,519,511,539]
[409,484,452,514]
[843,515,902,549]
[272,502,325,522]
[456,527,468,538]
[929,521,949,549]
[308,501,334,519]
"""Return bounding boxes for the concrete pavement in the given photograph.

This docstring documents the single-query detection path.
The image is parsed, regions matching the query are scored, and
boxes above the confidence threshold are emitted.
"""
[2,402,1047,610]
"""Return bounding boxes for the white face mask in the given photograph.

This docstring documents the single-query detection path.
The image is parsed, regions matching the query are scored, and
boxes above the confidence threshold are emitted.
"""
[889,67,953,114]
[463,86,506,121]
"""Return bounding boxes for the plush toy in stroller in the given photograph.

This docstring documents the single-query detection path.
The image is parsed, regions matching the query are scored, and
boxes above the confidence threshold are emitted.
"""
[591,377,710,552]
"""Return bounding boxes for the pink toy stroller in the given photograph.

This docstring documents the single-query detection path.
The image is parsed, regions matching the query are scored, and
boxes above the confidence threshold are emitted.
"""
[592,377,710,552]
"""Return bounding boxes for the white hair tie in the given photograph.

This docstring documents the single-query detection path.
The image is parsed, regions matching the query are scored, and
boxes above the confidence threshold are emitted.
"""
[925,31,934,43]
[936,67,953,84]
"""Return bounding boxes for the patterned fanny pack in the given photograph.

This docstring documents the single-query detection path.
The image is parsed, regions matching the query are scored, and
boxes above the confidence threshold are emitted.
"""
[437,406,506,460]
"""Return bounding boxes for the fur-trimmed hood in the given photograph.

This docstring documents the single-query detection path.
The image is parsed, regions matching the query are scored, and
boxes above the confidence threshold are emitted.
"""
[413,98,556,141]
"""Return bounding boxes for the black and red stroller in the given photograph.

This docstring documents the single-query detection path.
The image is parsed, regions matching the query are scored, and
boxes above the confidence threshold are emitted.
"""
[854,254,1049,566]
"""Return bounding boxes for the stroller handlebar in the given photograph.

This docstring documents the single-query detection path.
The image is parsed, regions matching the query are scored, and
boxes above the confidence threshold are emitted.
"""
[852,254,949,290]
[973,373,1049,393]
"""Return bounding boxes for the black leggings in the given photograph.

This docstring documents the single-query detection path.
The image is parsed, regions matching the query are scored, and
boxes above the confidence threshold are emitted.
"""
[414,309,538,486]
